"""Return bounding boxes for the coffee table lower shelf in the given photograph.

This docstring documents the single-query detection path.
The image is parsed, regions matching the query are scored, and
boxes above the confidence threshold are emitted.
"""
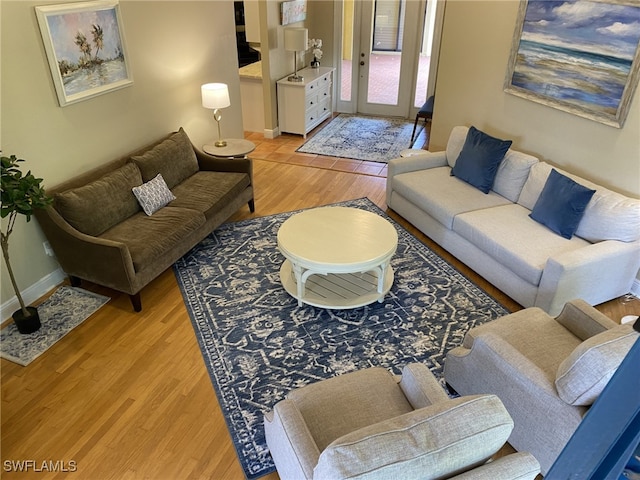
[279,259,394,309]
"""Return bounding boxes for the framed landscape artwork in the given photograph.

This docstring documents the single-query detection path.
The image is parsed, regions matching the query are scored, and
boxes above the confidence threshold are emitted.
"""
[35,0,133,107]
[281,0,306,25]
[504,0,640,128]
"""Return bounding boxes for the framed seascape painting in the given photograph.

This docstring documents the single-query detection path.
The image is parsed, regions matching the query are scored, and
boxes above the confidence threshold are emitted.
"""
[504,0,640,128]
[35,0,133,107]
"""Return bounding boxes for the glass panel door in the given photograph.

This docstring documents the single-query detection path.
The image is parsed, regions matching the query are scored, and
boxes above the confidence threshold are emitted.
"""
[336,0,440,118]
[339,0,356,105]
[413,0,439,108]
[357,0,419,116]
[366,0,404,105]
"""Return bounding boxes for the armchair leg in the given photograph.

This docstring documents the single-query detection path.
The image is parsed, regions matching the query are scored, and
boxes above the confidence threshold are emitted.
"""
[69,276,82,287]
[445,382,458,396]
[248,199,255,213]
[130,293,142,312]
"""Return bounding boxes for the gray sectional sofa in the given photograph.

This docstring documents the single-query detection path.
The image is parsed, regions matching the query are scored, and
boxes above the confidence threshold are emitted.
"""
[36,128,254,311]
[386,126,640,315]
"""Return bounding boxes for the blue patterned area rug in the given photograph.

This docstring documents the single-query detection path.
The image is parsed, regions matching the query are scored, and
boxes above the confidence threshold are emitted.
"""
[174,198,509,478]
[0,286,110,366]
[296,114,418,163]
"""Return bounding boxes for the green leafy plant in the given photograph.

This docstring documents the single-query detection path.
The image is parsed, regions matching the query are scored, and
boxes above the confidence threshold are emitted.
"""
[1,154,52,317]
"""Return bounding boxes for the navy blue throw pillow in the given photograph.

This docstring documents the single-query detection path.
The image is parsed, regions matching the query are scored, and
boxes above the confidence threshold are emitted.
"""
[530,169,596,239]
[450,126,512,194]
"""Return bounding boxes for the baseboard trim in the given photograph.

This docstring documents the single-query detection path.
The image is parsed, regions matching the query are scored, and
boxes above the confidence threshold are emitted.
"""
[1,268,66,322]
[263,127,280,139]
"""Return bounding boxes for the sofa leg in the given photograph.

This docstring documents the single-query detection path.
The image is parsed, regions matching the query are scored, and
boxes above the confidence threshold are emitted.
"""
[69,276,82,287]
[248,199,255,213]
[130,293,142,312]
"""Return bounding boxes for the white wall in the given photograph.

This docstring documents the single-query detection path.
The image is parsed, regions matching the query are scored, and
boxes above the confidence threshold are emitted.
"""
[256,0,333,134]
[431,0,640,198]
[260,0,311,133]
[1,0,243,313]
[431,0,640,288]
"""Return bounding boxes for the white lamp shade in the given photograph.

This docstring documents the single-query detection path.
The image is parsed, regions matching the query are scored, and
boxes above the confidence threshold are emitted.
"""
[284,27,308,52]
[201,83,230,109]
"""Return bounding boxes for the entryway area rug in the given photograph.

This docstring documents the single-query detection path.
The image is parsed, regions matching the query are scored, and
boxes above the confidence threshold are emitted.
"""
[173,198,510,479]
[0,286,110,366]
[296,114,418,163]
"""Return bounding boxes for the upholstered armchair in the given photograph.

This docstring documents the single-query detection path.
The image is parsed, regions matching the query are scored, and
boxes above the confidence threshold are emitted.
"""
[444,299,639,475]
[264,363,540,480]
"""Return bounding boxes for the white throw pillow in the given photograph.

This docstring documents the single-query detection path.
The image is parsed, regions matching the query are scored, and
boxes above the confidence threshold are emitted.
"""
[517,161,553,210]
[575,187,640,243]
[132,173,176,216]
[445,126,469,168]
[492,149,538,203]
[518,162,640,242]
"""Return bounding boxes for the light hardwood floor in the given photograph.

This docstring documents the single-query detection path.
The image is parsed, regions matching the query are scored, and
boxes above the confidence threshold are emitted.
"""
[2,129,638,479]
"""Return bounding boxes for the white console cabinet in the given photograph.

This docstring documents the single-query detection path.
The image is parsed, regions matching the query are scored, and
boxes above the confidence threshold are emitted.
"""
[277,67,335,137]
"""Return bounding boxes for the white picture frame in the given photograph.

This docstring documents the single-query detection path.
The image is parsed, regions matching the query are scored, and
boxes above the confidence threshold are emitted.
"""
[35,0,133,107]
[504,0,640,128]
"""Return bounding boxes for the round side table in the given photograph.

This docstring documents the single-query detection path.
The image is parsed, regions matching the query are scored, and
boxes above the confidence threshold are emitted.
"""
[203,139,255,158]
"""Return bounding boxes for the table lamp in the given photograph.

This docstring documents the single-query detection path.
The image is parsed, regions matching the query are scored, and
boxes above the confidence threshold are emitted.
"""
[201,83,231,147]
[284,27,308,82]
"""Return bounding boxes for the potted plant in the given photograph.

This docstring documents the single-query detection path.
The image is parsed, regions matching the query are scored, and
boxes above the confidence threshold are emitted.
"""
[308,38,323,68]
[1,154,52,334]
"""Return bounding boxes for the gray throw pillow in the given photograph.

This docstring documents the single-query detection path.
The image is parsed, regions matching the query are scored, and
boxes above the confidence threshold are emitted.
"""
[132,173,176,216]
[555,325,638,406]
[313,395,513,479]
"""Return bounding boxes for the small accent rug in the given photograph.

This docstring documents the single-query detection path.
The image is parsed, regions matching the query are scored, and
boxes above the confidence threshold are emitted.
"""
[296,114,418,163]
[173,198,510,479]
[0,286,110,366]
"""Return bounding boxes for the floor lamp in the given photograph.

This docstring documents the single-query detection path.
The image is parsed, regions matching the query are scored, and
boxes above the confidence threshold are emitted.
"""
[201,83,230,147]
[284,27,308,82]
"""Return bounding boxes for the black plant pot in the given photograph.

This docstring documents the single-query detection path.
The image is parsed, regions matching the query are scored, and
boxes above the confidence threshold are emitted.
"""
[12,306,41,334]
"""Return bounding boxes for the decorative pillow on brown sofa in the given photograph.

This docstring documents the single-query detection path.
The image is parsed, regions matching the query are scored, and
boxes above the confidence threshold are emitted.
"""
[132,173,176,216]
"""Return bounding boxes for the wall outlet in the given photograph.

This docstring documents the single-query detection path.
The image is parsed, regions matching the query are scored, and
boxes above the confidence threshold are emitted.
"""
[43,241,55,257]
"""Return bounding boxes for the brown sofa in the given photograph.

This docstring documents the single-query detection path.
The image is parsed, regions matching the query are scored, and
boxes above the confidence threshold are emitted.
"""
[36,128,254,311]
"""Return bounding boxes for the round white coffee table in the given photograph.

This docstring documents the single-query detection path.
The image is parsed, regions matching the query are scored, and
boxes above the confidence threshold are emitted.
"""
[277,206,398,309]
